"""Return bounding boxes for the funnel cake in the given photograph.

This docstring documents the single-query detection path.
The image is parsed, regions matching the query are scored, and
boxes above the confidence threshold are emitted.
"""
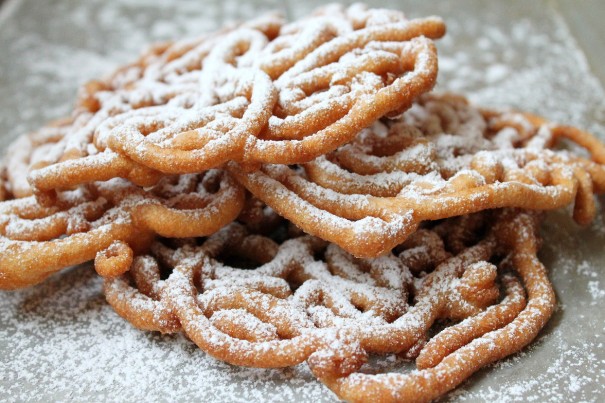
[100,209,552,403]
[1,4,602,402]
[0,170,244,289]
[27,4,444,200]
[229,93,605,257]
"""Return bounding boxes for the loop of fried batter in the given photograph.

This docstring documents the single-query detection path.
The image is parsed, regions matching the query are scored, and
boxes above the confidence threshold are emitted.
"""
[2,118,73,199]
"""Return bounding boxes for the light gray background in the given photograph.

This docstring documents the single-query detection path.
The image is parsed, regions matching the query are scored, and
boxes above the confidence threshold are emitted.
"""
[0,1,604,402]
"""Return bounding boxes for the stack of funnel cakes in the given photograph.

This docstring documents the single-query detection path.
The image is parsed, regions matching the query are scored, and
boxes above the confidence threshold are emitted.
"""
[1,4,604,402]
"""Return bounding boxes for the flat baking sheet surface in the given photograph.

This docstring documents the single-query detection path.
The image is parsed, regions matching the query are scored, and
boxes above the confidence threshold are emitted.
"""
[1,1,604,401]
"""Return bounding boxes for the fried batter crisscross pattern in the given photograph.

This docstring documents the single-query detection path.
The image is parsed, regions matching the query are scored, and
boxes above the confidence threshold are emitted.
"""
[101,209,551,403]
[229,94,605,257]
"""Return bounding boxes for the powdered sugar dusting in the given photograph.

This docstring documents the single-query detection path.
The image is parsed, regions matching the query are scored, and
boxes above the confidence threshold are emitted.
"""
[0,266,328,401]
[1,0,604,402]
